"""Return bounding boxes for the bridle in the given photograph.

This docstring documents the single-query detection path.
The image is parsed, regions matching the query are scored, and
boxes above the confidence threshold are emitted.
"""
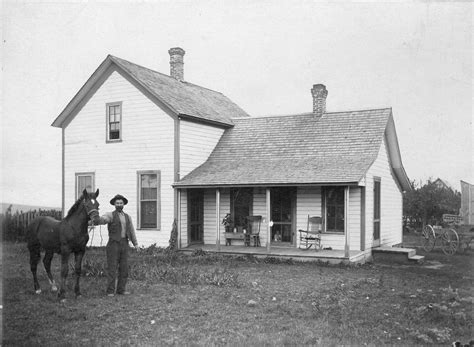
[83,199,99,220]
[65,198,100,235]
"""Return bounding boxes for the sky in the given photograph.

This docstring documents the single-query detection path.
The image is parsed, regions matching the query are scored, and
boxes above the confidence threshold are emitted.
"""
[1,0,473,207]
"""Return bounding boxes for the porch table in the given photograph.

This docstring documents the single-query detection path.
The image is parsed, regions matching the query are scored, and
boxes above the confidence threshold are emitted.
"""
[224,232,250,246]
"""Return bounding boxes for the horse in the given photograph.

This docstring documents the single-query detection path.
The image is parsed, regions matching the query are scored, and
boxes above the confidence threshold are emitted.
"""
[26,189,100,301]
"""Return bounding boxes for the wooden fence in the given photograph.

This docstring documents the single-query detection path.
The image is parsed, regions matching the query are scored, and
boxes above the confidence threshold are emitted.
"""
[10,209,62,230]
[1,207,62,241]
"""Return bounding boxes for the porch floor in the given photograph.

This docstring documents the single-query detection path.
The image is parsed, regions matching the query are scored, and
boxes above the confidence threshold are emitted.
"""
[180,244,368,264]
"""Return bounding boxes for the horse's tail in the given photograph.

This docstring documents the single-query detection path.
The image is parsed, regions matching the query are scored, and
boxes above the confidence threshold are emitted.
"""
[26,218,42,263]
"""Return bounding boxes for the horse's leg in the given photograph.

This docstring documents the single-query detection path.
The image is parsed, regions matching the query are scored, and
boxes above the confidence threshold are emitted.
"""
[58,247,71,301]
[73,251,85,298]
[27,218,42,294]
[43,250,58,292]
[28,243,42,294]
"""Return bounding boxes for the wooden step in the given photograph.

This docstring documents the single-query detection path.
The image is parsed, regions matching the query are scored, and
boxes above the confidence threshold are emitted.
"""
[372,247,423,264]
[408,254,425,264]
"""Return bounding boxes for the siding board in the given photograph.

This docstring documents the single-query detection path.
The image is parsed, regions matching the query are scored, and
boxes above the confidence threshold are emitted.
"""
[180,121,224,178]
[365,137,403,248]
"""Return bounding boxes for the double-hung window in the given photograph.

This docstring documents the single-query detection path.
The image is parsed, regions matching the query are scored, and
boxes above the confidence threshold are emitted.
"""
[106,102,122,142]
[76,173,95,199]
[137,171,160,229]
[324,186,345,233]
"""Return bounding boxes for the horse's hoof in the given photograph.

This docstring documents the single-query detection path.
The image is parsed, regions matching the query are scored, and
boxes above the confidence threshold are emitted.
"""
[51,285,58,292]
[60,298,67,304]
[35,289,42,294]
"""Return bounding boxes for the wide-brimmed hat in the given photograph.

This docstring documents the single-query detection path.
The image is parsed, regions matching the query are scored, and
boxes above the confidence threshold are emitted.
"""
[110,194,128,205]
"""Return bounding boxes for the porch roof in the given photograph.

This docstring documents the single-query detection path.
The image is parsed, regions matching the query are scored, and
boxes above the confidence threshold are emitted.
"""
[175,108,398,188]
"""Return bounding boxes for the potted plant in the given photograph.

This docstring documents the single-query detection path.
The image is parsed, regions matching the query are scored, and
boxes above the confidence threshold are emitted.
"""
[222,213,233,233]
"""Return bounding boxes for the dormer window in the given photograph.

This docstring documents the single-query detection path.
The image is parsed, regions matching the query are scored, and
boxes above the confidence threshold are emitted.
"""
[106,102,122,142]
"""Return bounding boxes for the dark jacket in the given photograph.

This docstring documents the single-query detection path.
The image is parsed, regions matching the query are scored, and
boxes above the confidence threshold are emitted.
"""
[106,211,138,245]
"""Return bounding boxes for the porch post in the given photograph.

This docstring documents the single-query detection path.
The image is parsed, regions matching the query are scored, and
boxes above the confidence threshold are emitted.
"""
[216,188,221,251]
[177,189,181,250]
[266,188,271,252]
[344,186,350,258]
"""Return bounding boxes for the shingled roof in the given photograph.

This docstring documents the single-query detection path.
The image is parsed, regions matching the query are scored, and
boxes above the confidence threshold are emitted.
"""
[175,108,410,190]
[52,55,249,128]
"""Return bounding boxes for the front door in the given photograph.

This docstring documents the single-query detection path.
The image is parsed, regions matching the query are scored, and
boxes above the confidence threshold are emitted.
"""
[271,187,296,245]
[188,189,204,244]
[373,179,381,246]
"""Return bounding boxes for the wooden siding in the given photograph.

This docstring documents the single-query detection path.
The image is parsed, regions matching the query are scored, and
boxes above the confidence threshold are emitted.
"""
[364,136,403,249]
[179,189,188,247]
[296,187,321,248]
[252,188,268,246]
[347,187,362,251]
[295,187,362,251]
[179,121,224,178]
[64,67,175,247]
[203,189,218,245]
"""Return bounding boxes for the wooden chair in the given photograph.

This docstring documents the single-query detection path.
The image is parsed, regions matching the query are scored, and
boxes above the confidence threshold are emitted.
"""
[298,215,322,250]
[246,216,262,247]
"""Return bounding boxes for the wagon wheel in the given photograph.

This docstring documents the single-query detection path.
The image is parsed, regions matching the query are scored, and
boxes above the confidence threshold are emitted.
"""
[441,228,459,255]
[421,225,436,252]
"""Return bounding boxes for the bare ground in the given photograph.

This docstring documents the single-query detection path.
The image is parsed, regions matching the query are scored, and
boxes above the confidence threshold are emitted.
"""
[1,234,473,346]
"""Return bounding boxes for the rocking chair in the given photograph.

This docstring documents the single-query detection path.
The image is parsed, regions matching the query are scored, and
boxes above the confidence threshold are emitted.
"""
[298,215,322,250]
[246,216,262,247]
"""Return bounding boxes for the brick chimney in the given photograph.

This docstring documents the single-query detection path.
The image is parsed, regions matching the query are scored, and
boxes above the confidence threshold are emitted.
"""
[311,84,328,117]
[168,47,185,81]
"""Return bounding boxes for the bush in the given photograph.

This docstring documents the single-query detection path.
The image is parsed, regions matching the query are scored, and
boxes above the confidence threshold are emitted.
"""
[79,245,242,288]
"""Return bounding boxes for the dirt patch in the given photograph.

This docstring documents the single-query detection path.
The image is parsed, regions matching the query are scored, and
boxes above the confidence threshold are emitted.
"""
[422,260,446,269]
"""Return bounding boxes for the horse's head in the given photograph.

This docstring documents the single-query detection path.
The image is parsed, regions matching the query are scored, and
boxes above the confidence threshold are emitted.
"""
[82,189,100,223]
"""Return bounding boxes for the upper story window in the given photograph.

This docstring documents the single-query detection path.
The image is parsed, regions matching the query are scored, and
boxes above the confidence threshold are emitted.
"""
[106,102,122,142]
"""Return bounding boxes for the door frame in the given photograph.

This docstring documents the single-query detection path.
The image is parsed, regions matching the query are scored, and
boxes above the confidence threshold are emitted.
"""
[373,178,381,247]
[188,189,204,244]
[270,187,296,245]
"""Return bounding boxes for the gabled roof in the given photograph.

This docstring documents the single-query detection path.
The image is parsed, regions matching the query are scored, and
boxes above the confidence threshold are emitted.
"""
[175,108,412,191]
[433,178,455,191]
[52,55,249,128]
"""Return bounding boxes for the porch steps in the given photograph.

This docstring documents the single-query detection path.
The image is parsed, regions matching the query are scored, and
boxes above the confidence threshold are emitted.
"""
[372,247,424,264]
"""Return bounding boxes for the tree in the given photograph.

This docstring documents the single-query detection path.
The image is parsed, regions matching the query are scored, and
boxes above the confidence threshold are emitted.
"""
[403,179,461,230]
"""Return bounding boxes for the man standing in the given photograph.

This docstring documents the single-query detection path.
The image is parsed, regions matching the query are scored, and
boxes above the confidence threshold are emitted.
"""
[96,194,138,296]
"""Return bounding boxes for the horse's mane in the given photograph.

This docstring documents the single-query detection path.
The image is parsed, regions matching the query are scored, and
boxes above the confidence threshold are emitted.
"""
[65,196,85,219]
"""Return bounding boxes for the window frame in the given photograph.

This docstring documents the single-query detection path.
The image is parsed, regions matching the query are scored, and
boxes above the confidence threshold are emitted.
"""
[373,177,381,240]
[137,170,161,230]
[75,172,95,200]
[106,102,123,143]
[323,186,345,234]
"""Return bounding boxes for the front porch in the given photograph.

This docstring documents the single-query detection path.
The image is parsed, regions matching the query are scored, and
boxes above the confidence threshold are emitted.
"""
[181,243,370,264]
[178,186,362,256]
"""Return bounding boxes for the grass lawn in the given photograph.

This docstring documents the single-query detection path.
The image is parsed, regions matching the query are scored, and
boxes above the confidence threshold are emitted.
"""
[1,234,473,346]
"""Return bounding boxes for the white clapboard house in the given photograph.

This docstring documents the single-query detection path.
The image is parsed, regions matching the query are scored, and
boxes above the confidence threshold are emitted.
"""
[52,47,411,261]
